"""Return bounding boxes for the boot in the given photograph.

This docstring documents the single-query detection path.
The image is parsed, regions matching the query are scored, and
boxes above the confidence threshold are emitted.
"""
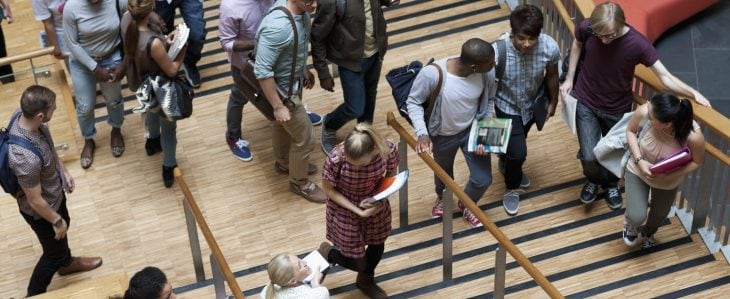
[356,272,387,299]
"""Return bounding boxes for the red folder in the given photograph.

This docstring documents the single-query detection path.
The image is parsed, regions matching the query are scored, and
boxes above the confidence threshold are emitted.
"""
[650,147,692,174]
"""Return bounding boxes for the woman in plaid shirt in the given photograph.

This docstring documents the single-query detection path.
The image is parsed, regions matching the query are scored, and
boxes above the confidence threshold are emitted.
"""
[320,123,399,298]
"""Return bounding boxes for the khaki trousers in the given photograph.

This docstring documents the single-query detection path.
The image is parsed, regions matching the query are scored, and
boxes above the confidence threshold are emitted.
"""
[272,95,315,183]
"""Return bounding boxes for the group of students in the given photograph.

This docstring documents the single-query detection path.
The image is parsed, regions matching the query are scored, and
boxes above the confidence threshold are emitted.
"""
[4,0,713,298]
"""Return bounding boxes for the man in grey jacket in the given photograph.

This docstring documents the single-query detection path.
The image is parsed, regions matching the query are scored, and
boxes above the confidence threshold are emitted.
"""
[406,38,497,228]
[311,0,398,154]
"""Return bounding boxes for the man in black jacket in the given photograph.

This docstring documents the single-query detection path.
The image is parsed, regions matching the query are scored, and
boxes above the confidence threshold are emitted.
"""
[311,0,398,155]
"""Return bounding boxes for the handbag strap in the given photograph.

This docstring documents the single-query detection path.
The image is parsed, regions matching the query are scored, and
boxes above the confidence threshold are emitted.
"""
[495,39,506,92]
[273,6,299,100]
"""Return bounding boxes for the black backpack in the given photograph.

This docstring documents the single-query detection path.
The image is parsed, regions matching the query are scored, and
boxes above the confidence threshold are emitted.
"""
[1,111,43,197]
[385,58,443,125]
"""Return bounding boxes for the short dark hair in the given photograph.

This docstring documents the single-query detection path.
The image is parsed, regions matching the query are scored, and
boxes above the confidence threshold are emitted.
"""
[510,4,544,37]
[20,85,56,119]
[124,267,168,299]
[460,38,494,65]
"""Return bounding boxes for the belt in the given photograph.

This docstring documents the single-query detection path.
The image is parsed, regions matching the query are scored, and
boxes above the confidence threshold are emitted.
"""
[91,49,117,61]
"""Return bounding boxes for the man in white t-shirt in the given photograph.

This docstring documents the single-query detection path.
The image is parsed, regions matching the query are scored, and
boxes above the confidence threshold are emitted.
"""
[32,0,68,58]
[406,38,497,228]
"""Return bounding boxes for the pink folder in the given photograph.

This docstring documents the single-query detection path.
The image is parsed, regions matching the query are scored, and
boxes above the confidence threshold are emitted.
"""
[650,147,692,174]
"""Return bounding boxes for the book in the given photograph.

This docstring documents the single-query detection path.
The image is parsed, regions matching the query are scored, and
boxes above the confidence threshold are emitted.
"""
[302,250,330,284]
[167,23,190,59]
[650,147,692,174]
[561,93,577,135]
[368,170,410,203]
[467,118,512,153]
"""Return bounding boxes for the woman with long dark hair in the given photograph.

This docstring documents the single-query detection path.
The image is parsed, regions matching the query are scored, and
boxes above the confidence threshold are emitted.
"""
[623,93,705,248]
[122,0,186,187]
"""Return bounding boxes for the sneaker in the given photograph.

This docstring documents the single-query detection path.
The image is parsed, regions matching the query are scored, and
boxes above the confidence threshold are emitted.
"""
[227,137,253,162]
[162,164,177,188]
[497,156,530,188]
[458,201,483,228]
[641,234,656,249]
[502,189,521,216]
[622,219,639,246]
[289,181,327,203]
[606,187,622,210]
[183,64,201,88]
[580,182,600,204]
[431,197,444,218]
[145,137,162,156]
[305,105,322,126]
[275,161,318,175]
[321,127,338,155]
[519,174,531,188]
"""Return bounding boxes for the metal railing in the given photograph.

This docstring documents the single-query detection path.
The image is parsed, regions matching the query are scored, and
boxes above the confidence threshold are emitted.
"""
[174,168,244,299]
[386,112,563,299]
[536,0,730,262]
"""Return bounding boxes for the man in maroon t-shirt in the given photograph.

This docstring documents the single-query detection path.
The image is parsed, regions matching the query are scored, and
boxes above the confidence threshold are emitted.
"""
[560,2,710,210]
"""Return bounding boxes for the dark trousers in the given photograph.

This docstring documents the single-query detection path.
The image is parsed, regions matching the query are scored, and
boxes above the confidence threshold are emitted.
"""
[329,244,385,275]
[226,65,249,141]
[0,24,15,83]
[21,196,73,296]
[575,101,624,188]
[154,0,207,67]
[324,54,382,130]
[496,107,535,190]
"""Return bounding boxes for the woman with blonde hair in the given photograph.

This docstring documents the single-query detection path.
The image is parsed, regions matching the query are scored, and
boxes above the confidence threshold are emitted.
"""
[260,253,329,299]
[122,0,186,187]
[320,123,399,298]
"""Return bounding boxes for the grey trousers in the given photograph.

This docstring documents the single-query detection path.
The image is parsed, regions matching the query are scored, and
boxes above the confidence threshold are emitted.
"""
[624,171,678,236]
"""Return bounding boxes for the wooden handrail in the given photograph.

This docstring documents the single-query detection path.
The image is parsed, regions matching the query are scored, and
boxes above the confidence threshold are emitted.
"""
[0,47,54,66]
[173,168,244,299]
[386,112,563,298]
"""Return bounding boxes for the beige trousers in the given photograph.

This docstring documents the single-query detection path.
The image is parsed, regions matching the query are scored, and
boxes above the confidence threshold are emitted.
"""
[272,95,315,183]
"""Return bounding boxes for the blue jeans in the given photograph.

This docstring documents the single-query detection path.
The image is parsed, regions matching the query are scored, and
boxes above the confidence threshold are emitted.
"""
[432,129,493,202]
[155,0,206,67]
[226,65,249,140]
[575,101,624,188]
[324,54,382,130]
[68,50,124,139]
[146,112,178,167]
[495,107,534,190]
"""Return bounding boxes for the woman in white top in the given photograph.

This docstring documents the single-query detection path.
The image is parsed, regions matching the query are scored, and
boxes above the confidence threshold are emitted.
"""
[260,253,329,299]
[623,93,705,249]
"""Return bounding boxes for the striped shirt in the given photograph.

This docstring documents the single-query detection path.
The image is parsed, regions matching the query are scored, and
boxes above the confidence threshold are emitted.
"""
[492,33,560,125]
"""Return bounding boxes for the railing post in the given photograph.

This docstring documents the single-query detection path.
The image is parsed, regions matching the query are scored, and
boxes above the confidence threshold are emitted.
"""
[494,246,507,299]
[29,58,39,85]
[442,189,453,281]
[211,253,228,299]
[398,137,409,227]
[183,198,206,282]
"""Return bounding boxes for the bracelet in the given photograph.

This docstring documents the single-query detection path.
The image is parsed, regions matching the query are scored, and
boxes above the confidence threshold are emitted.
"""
[634,156,645,165]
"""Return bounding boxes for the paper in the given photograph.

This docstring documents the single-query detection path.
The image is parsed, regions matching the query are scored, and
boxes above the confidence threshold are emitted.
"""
[167,23,190,59]
[370,170,410,203]
[302,250,330,283]
[467,118,512,153]
[561,93,577,135]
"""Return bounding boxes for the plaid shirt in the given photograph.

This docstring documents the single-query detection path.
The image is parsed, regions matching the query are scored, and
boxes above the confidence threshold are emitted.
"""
[493,33,560,125]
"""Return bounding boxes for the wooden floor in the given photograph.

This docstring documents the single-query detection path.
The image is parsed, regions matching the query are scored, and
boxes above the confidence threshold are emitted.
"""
[1,0,729,298]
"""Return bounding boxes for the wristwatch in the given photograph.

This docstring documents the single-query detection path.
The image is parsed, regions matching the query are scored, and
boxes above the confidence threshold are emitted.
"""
[634,156,645,165]
[53,218,63,228]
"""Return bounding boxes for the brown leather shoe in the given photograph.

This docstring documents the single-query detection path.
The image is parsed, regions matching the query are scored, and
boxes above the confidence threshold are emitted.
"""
[289,181,327,204]
[58,256,103,276]
[356,273,387,299]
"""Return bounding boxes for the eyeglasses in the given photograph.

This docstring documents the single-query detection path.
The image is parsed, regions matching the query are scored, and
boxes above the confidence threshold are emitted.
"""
[592,30,618,39]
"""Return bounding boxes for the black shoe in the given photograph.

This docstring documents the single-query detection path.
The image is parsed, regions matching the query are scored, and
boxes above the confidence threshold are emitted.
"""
[145,137,162,156]
[580,182,599,204]
[162,165,177,188]
[183,64,201,88]
[605,187,622,210]
[356,273,387,299]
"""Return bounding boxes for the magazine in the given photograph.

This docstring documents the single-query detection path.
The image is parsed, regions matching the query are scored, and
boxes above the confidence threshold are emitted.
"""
[302,250,330,284]
[167,23,190,59]
[466,118,512,153]
[368,170,410,204]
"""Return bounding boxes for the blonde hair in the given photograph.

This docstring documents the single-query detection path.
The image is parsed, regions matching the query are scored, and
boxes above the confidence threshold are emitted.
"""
[590,2,625,34]
[344,123,388,161]
[263,254,296,299]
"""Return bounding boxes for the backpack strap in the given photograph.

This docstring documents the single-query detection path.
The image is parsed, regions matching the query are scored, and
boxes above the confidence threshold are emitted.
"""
[495,39,507,92]
[5,111,44,164]
[424,60,443,121]
[273,6,299,101]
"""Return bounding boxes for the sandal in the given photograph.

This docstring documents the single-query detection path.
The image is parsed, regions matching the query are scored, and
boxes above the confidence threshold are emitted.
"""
[80,139,96,169]
[110,127,125,158]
